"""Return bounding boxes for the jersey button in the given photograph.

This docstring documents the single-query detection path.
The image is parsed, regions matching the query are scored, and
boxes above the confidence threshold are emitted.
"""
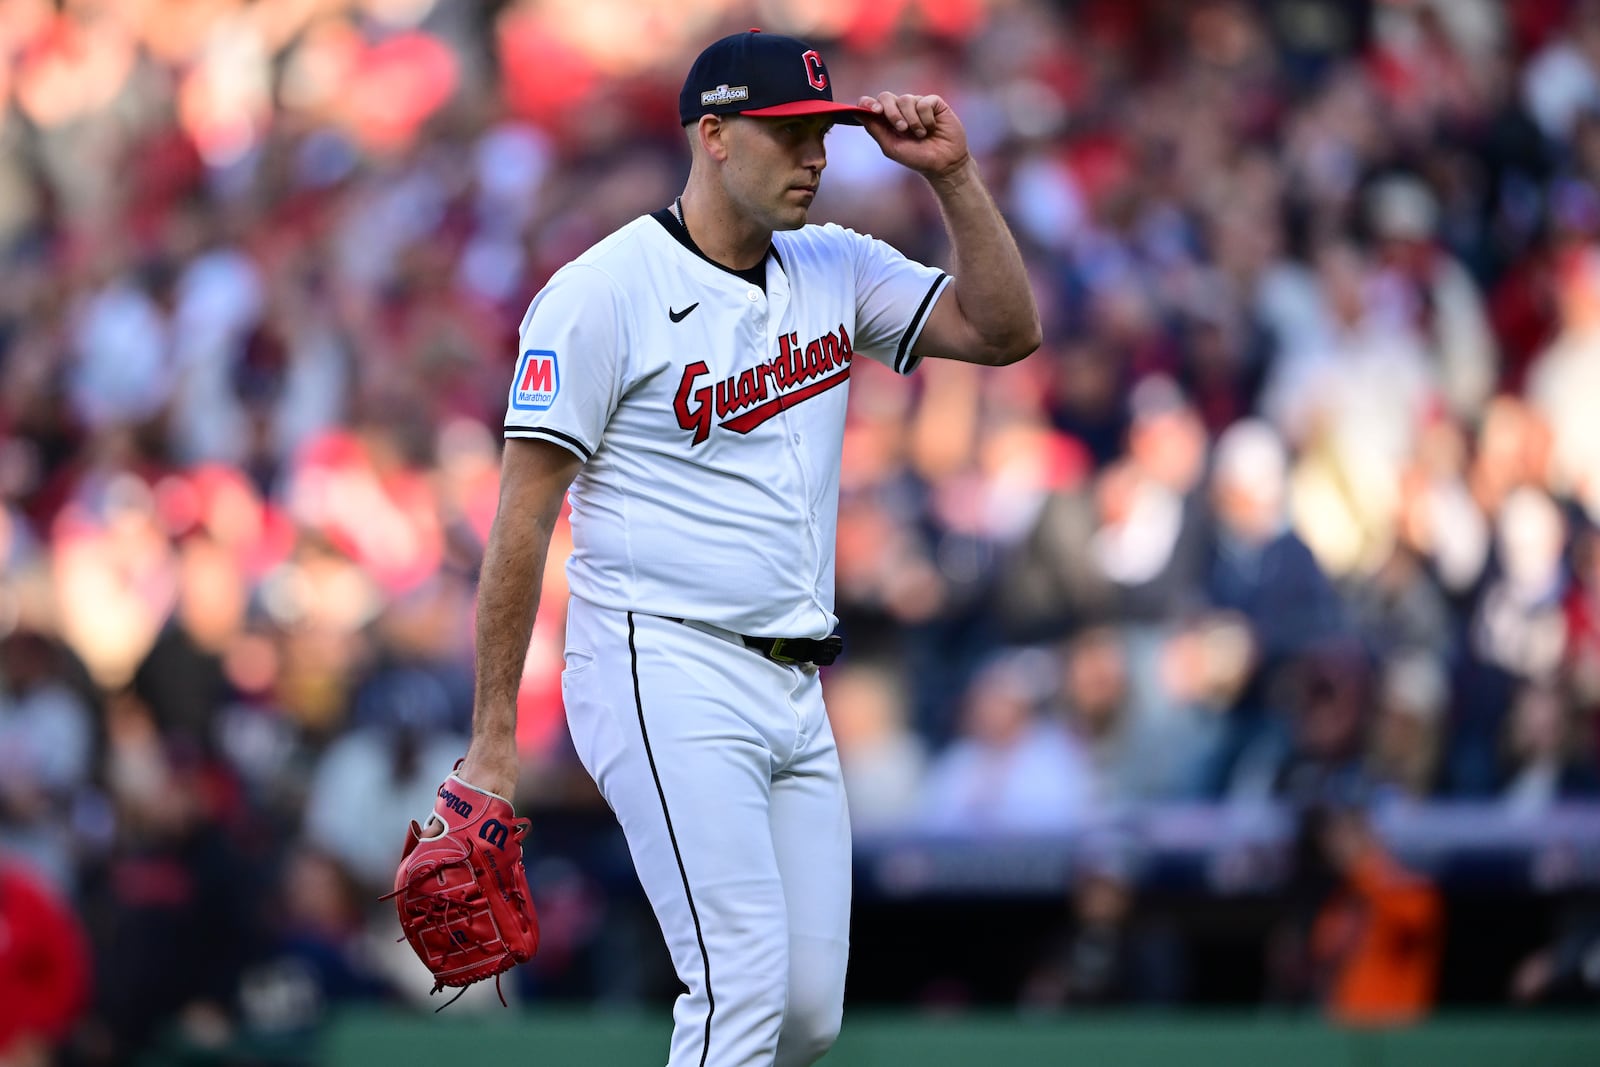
[746,288,760,301]
[792,433,802,444]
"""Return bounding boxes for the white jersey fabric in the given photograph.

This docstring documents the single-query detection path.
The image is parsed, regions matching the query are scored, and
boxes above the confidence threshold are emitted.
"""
[504,210,949,638]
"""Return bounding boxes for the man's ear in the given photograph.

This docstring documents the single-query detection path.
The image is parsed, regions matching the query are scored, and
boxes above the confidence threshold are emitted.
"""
[698,115,731,162]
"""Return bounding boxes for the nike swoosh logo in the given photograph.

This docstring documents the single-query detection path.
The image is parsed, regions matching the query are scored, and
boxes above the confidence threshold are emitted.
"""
[669,303,699,323]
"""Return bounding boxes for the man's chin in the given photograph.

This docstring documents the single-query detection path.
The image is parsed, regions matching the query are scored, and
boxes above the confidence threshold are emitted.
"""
[773,206,810,231]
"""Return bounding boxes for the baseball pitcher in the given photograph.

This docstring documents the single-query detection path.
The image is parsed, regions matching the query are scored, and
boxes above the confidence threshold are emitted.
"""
[389,29,1040,1065]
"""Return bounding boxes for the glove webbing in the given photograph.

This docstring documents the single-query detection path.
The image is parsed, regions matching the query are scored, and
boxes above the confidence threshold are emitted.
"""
[382,862,522,1010]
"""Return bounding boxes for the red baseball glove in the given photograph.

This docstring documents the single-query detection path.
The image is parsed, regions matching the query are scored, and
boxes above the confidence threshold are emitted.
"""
[384,765,540,1007]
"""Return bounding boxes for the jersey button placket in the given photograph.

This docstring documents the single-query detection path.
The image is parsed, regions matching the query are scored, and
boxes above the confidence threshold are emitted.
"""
[766,270,826,627]
[780,366,829,620]
[764,279,827,623]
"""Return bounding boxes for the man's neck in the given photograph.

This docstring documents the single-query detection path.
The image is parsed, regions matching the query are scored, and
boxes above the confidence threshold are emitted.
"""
[678,185,773,271]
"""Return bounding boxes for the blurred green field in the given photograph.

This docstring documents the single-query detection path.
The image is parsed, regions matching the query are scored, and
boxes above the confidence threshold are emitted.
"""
[306,1011,1600,1067]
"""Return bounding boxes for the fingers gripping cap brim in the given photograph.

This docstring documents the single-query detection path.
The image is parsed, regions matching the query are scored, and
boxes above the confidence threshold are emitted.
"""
[737,100,875,124]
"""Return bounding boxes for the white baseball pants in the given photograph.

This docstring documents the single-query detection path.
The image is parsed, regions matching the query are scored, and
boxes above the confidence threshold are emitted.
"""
[561,596,852,1067]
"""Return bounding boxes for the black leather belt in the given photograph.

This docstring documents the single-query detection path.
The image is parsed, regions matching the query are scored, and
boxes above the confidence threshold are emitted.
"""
[665,618,843,667]
[739,633,843,667]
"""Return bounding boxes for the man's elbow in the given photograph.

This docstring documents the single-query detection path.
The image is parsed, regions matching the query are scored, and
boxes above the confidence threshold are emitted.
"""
[981,317,1042,366]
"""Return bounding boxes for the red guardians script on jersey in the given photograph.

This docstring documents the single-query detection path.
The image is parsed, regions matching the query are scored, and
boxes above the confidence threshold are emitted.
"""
[674,324,854,445]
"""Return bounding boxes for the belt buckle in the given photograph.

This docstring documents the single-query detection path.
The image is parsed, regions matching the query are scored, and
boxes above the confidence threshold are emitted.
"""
[765,638,800,665]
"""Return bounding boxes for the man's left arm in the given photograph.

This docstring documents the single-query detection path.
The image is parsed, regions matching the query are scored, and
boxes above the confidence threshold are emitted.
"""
[860,92,1042,367]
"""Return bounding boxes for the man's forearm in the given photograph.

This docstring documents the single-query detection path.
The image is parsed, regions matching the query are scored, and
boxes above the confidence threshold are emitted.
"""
[419,441,574,819]
[471,510,552,751]
[463,442,582,792]
[928,159,1041,363]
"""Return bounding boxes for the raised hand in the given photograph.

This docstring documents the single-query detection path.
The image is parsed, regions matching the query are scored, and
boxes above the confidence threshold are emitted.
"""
[858,92,971,180]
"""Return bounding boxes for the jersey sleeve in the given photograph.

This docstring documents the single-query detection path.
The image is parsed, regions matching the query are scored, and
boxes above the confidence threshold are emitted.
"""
[845,227,951,376]
[503,263,626,462]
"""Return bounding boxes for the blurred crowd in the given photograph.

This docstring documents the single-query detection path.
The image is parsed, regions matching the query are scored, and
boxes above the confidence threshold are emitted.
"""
[5,0,1600,1060]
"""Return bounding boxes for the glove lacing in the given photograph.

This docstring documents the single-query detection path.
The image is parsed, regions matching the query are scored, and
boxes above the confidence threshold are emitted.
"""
[382,861,520,1011]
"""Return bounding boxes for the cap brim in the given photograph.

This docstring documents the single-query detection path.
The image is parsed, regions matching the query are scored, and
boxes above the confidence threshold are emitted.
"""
[739,100,876,124]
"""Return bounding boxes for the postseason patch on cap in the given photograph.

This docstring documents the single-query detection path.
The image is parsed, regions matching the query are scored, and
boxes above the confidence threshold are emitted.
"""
[701,84,749,106]
[511,349,560,411]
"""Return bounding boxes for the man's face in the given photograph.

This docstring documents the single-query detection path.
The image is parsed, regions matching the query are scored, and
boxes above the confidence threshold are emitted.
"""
[718,114,834,231]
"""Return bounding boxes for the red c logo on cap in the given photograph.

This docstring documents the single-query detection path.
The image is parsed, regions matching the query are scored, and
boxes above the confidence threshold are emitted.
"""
[802,50,827,92]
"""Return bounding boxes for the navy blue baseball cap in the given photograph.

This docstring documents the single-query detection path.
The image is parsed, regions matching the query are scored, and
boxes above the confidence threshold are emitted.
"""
[679,30,874,127]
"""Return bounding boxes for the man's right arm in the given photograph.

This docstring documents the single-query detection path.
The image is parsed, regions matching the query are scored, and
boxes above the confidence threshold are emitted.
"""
[456,437,584,800]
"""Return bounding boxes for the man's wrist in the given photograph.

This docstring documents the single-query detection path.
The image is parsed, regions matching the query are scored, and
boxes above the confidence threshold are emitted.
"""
[469,729,516,747]
[460,733,520,795]
[468,718,518,751]
[926,155,978,193]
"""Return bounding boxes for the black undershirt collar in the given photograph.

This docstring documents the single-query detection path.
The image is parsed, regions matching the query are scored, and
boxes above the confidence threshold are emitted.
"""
[650,197,779,292]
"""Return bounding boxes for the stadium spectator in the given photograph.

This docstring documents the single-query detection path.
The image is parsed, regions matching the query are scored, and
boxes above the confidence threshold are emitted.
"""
[1276,642,1377,807]
[1499,682,1600,812]
[236,846,398,1038]
[1306,805,1445,1026]
[823,661,929,834]
[1022,834,1186,1009]
[1061,626,1208,806]
[1200,419,1344,797]
[1510,902,1600,1006]
[0,859,90,1066]
[0,629,95,891]
[917,648,1094,834]
[1365,652,1451,804]
[131,531,247,752]
[76,702,254,1065]
[301,689,465,895]
[1454,485,1572,795]
[999,377,1208,637]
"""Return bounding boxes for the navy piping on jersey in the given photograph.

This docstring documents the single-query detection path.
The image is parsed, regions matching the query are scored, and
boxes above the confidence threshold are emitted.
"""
[627,612,715,1067]
[504,426,592,461]
[894,273,950,374]
[650,199,781,292]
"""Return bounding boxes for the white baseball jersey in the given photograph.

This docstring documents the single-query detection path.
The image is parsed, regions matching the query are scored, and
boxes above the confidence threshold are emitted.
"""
[504,210,949,639]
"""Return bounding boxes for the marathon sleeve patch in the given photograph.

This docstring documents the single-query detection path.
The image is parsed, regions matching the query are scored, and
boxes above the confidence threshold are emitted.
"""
[510,349,560,411]
[503,262,626,456]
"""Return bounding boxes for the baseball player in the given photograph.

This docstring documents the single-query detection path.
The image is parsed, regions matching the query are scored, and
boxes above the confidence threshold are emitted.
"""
[440,29,1039,1066]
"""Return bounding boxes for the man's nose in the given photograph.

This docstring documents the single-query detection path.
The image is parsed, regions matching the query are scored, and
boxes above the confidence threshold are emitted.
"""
[804,137,827,172]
